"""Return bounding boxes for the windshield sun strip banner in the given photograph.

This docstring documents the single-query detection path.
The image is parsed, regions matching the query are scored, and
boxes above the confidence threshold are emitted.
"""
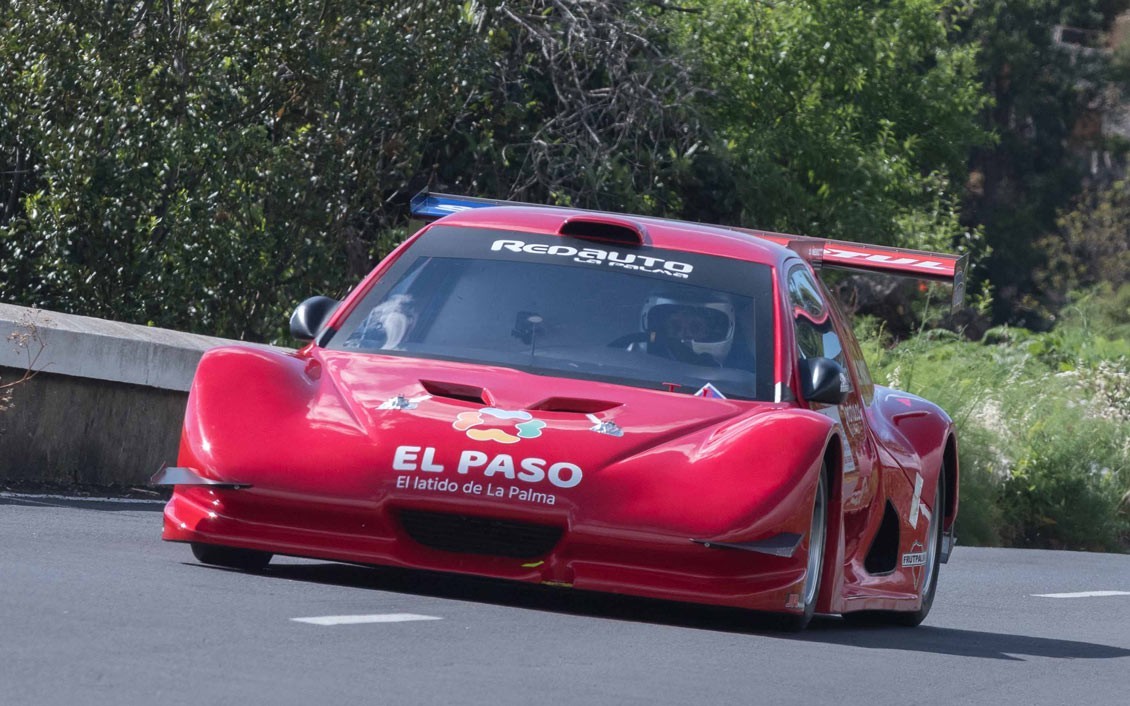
[405,226,775,297]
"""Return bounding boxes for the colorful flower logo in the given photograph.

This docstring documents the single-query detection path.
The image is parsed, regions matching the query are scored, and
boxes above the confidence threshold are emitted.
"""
[453,408,546,444]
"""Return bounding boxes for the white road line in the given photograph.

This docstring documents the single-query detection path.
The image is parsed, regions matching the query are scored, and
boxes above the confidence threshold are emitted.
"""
[291,613,443,626]
[1032,590,1130,599]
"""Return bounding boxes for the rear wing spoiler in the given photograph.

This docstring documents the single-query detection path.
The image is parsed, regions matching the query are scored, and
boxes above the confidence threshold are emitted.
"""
[732,228,968,309]
[409,190,968,308]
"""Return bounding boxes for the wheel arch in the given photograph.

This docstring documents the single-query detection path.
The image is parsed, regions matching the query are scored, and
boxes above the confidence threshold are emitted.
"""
[941,433,959,555]
[815,432,844,614]
[944,434,958,515]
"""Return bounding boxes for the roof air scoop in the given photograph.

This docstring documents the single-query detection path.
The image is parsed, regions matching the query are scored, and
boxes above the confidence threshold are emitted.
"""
[559,217,646,245]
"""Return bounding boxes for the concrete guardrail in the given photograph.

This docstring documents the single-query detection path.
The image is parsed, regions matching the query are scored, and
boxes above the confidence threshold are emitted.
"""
[0,302,289,488]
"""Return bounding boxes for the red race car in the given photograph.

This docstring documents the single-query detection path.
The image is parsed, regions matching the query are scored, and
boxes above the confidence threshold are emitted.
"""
[154,193,963,629]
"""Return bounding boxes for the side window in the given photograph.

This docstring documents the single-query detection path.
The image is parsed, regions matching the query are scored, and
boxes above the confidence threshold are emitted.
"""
[787,267,827,322]
[788,266,843,365]
[789,264,854,402]
[837,316,875,405]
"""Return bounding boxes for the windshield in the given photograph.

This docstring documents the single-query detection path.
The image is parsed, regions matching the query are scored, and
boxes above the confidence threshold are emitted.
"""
[326,226,776,400]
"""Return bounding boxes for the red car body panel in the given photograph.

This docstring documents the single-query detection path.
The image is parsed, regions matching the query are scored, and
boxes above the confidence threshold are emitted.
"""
[161,201,959,620]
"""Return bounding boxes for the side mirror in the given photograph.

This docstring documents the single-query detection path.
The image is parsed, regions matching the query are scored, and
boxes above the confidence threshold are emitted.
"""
[290,296,339,342]
[798,357,847,405]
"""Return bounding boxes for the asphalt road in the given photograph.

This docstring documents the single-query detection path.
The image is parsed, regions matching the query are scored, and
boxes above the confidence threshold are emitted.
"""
[2,492,1129,706]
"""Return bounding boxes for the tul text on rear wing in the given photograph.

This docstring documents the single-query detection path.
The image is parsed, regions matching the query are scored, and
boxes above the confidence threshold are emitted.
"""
[409,191,969,308]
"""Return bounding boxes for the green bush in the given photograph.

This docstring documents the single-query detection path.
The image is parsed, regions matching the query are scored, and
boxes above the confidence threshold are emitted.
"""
[1001,410,1127,551]
[856,294,1130,552]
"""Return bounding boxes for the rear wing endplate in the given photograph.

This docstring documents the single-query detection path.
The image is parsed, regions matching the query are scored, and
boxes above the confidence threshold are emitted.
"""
[409,190,969,308]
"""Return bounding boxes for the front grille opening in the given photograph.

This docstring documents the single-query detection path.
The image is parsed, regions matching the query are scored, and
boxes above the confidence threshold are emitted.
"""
[398,509,563,559]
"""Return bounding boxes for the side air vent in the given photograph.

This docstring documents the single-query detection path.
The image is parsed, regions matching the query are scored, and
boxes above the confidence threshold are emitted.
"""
[559,216,645,245]
[527,397,622,414]
[419,379,494,406]
[398,510,563,559]
[864,500,901,575]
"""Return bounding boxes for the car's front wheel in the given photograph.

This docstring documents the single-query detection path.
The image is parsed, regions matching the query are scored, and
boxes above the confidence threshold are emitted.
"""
[191,542,273,571]
[776,466,828,631]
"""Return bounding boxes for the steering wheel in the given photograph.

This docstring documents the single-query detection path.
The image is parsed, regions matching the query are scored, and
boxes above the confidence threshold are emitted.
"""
[606,332,649,349]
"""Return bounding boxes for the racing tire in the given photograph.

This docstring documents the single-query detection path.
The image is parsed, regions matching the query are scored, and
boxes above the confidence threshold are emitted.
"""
[775,466,829,632]
[191,542,273,571]
[845,471,944,627]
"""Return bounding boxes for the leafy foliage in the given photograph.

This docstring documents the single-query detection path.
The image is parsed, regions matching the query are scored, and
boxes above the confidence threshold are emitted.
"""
[1041,180,1130,303]
[0,1,497,340]
[673,0,988,250]
[447,1,702,211]
[0,0,988,341]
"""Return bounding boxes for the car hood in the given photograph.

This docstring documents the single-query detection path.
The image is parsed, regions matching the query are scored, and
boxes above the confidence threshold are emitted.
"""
[316,351,759,480]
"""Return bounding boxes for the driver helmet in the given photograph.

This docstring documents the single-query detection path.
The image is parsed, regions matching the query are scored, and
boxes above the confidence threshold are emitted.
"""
[641,292,735,364]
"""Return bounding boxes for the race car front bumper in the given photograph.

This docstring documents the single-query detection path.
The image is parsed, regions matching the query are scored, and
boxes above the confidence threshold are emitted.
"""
[162,485,810,614]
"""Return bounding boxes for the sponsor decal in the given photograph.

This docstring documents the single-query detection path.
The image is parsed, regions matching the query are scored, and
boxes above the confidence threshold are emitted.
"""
[453,407,547,444]
[586,414,623,437]
[824,247,949,273]
[901,550,927,567]
[693,382,727,399]
[841,400,866,437]
[840,433,857,475]
[909,472,931,530]
[785,592,802,610]
[902,541,927,590]
[378,394,431,411]
[392,445,584,506]
[384,408,585,506]
[491,239,694,279]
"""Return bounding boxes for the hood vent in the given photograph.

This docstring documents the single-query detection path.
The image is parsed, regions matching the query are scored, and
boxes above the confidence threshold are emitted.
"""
[528,396,621,414]
[419,379,494,406]
[559,216,645,245]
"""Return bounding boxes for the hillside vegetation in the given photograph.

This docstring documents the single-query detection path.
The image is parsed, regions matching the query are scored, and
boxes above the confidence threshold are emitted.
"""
[859,285,1130,551]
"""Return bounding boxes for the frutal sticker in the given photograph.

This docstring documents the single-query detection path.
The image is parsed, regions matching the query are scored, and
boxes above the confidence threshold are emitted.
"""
[901,551,927,567]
